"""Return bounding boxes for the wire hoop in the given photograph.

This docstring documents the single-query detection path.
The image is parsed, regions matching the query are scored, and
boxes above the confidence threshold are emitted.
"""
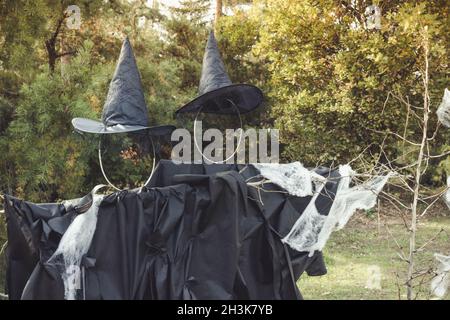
[98,134,156,191]
[193,99,243,164]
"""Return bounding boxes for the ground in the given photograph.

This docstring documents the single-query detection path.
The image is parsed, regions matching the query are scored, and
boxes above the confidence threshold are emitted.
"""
[298,209,450,300]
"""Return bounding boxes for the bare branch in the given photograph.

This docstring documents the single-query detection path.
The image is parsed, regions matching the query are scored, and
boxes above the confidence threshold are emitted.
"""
[385,224,408,262]
[416,228,445,252]
[425,149,450,159]
[367,128,421,146]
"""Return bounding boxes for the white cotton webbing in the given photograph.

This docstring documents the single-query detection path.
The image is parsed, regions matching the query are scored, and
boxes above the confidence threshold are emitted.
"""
[431,253,450,299]
[436,88,450,128]
[444,177,450,210]
[280,165,391,256]
[253,162,326,197]
[48,194,104,300]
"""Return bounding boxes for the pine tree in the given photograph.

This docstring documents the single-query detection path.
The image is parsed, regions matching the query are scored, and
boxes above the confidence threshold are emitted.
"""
[170,0,211,24]
[164,0,211,89]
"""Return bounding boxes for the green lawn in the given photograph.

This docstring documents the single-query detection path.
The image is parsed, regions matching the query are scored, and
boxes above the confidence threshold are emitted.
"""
[298,214,450,300]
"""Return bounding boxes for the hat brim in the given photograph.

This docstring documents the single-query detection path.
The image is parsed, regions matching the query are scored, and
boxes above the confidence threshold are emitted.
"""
[175,84,263,115]
[72,118,175,136]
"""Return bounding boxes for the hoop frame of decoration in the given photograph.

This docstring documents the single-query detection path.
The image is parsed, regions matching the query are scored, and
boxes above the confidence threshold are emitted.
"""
[175,31,263,164]
[72,37,175,190]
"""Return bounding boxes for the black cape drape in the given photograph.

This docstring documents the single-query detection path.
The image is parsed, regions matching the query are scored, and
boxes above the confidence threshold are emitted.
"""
[3,160,340,300]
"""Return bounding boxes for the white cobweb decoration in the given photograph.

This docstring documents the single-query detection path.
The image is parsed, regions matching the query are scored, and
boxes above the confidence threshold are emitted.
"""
[444,177,450,210]
[254,163,390,256]
[284,165,391,256]
[431,253,450,299]
[253,162,326,197]
[47,194,104,300]
[436,88,450,128]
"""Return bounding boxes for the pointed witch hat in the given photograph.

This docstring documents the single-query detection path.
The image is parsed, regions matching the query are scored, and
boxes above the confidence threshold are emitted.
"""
[175,31,263,115]
[72,37,175,135]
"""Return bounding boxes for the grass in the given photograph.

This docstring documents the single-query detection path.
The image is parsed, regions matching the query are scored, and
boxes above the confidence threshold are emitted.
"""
[297,213,450,300]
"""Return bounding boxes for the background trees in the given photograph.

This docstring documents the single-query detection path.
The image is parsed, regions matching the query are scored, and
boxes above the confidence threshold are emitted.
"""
[253,0,448,169]
[3,0,446,201]
[0,0,448,299]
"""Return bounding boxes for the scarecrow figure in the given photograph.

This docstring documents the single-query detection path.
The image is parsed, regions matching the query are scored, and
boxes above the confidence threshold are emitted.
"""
[175,31,264,164]
[72,37,175,189]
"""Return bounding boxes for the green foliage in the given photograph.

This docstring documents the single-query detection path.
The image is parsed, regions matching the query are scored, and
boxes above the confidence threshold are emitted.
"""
[171,0,211,23]
[0,0,448,193]
[164,0,210,90]
[3,42,100,201]
[1,0,447,202]
[0,0,48,74]
[0,0,109,73]
[252,0,448,171]
[216,7,266,85]
[0,37,189,200]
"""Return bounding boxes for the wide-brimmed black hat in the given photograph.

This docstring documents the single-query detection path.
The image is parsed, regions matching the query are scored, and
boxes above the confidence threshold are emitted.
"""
[72,37,175,135]
[175,31,263,115]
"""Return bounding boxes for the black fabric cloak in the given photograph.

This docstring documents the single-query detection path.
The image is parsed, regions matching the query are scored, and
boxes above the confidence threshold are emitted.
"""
[3,161,340,300]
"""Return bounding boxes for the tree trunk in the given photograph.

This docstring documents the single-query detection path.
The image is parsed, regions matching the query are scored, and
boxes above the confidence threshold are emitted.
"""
[45,38,58,73]
[60,36,71,77]
[406,34,430,300]
[215,0,223,27]
[45,15,67,74]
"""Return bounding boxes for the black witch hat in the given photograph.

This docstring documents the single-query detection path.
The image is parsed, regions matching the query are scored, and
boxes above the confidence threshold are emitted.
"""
[175,31,263,115]
[72,37,175,135]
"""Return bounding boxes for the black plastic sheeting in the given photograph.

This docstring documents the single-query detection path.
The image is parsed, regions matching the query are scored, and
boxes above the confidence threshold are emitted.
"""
[3,161,340,300]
